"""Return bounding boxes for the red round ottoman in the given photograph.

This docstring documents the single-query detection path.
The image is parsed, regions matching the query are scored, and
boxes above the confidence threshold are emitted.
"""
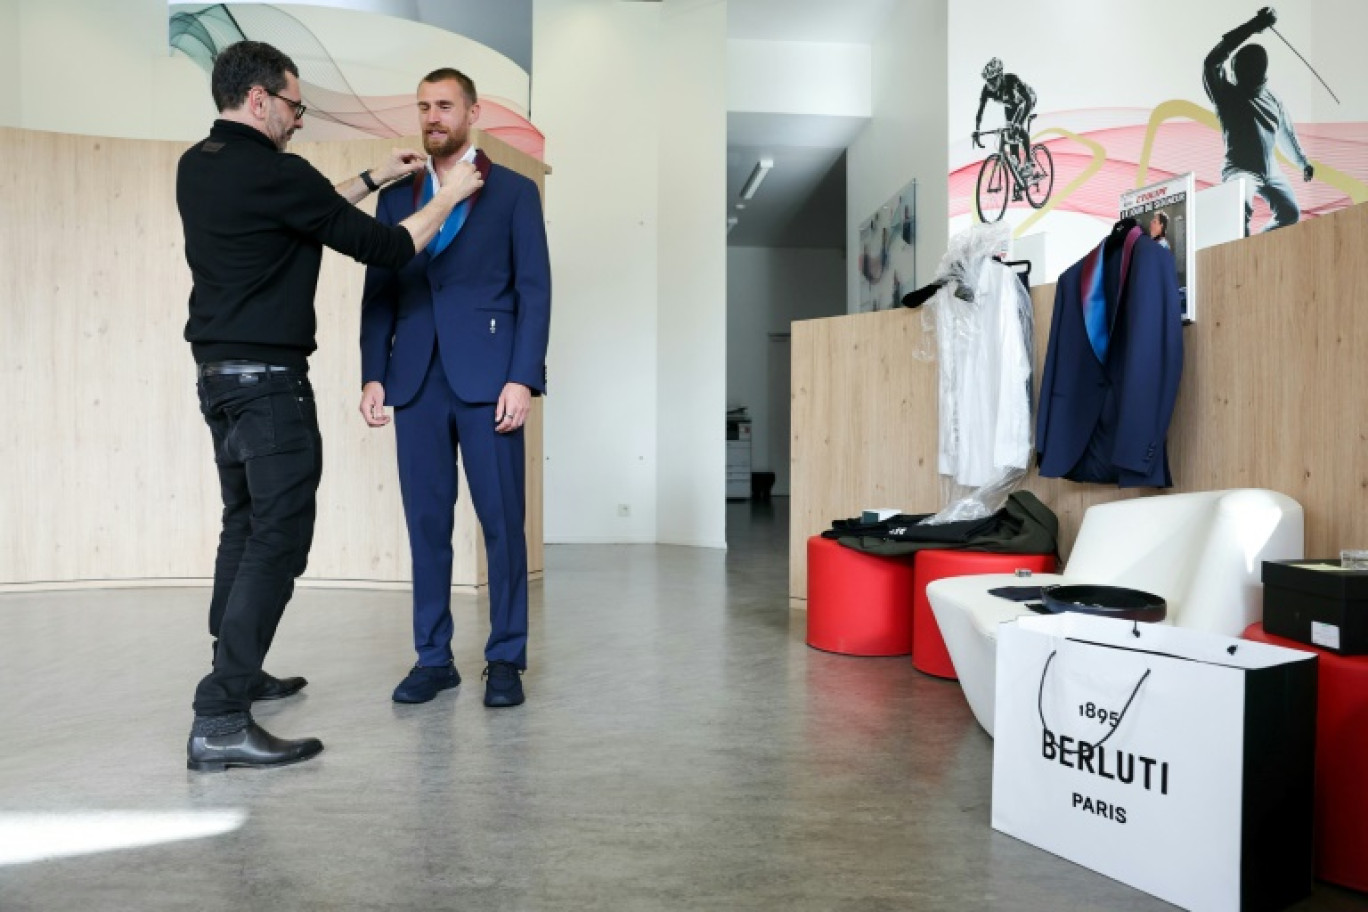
[1243,623,1368,891]
[912,550,1057,678]
[806,536,916,656]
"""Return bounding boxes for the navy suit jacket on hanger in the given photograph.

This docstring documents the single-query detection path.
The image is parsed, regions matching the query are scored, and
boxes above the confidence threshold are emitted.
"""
[1036,227,1183,488]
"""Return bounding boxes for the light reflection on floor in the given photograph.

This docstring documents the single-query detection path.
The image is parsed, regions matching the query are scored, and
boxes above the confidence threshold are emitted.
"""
[0,811,246,866]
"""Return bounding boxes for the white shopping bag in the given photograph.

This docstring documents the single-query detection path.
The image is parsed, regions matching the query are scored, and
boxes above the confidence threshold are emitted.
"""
[992,613,1316,912]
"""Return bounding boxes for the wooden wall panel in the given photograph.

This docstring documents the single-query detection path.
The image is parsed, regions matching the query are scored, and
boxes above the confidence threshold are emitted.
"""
[0,126,545,589]
[790,310,941,603]
[791,203,1368,604]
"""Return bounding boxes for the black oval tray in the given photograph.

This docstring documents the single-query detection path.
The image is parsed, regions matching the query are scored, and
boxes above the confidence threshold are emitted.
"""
[1041,584,1167,623]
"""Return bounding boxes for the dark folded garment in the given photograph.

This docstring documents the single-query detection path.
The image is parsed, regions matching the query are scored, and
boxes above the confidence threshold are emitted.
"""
[824,511,997,544]
[823,491,1060,558]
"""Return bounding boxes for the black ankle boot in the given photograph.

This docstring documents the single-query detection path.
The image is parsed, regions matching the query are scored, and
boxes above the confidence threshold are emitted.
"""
[187,715,323,772]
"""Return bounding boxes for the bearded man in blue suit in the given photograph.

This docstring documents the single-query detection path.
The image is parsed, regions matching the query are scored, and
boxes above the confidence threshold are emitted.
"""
[359,68,550,708]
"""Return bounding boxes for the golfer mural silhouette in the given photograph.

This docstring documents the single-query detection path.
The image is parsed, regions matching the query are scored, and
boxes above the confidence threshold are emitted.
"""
[1204,7,1320,235]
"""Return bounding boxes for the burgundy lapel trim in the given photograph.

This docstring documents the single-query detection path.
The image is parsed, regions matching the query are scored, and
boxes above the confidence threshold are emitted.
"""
[412,149,492,211]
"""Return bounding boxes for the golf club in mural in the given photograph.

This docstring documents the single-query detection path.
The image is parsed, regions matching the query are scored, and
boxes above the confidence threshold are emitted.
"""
[1268,23,1341,105]
[971,58,1053,222]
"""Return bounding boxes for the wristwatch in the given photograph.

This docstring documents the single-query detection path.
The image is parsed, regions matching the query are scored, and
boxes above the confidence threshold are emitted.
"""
[359,169,380,192]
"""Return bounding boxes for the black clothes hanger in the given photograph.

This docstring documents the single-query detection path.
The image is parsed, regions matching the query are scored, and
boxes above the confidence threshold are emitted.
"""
[1106,217,1139,252]
[902,256,1032,308]
[1004,258,1032,291]
[901,279,945,309]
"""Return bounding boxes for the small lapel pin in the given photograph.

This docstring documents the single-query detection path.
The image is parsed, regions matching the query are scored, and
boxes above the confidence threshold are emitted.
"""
[489,318,496,334]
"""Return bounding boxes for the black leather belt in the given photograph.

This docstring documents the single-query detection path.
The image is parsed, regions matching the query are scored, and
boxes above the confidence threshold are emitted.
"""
[199,360,292,378]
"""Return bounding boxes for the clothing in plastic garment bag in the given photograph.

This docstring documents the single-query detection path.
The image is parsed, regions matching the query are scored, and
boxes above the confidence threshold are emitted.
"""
[916,222,1034,524]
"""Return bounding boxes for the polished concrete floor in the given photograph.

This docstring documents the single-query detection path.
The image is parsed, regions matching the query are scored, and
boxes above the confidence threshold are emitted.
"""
[1,500,1364,911]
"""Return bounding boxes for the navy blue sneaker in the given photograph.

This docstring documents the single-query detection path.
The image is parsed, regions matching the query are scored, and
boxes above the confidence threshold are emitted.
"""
[392,663,461,704]
[482,661,525,707]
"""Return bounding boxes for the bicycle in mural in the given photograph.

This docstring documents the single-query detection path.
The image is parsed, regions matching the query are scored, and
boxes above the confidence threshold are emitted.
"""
[972,115,1054,223]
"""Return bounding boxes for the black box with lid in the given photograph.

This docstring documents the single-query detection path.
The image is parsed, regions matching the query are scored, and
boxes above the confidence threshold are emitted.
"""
[1261,559,1368,654]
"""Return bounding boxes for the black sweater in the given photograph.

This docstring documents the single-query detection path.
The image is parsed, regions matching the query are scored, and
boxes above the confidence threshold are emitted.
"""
[177,120,416,369]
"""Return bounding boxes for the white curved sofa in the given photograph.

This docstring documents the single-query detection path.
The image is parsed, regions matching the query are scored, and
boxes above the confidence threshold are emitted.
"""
[927,489,1305,736]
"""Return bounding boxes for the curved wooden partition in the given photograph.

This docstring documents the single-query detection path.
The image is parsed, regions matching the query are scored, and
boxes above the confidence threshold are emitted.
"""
[792,203,1368,604]
[0,126,544,591]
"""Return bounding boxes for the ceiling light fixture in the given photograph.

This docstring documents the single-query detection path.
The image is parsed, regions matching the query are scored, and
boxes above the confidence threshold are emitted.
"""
[739,158,774,200]
[727,216,739,234]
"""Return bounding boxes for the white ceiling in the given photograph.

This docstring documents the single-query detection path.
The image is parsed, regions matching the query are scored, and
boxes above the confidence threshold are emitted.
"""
[727,112,869,149]
[726,143,845,248]
[728,0,898,43]
[725,113,867,248]
[725,0,895,248]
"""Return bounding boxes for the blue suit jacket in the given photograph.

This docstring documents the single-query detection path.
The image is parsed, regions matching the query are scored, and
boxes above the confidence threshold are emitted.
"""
[1036,232,1183,488]
[361,161,551,407]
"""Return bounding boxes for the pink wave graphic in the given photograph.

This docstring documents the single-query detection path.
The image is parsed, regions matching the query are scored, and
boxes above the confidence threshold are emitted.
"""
[302,86,545,161]
[950,119,1368,232]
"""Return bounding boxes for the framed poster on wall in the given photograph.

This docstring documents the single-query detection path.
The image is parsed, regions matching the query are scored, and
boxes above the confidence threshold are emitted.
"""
[857,179,917,312]
[1120,172,1196,323]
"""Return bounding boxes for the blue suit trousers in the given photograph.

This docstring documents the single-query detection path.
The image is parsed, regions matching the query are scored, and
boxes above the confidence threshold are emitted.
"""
[395,350,528,669]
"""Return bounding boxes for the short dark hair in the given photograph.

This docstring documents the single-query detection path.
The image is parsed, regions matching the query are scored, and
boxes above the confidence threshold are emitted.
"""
[211,41,299,112]
[1154,211,1169,234]
[420,68,478,107]
[1232,43,1268,87]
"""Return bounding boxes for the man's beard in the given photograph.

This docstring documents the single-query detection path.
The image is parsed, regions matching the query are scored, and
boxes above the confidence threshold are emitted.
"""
[423,129,465,157]
[266,108,295,151]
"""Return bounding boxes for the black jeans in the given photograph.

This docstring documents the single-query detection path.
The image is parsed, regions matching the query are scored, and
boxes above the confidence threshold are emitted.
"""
[193,369,322,716]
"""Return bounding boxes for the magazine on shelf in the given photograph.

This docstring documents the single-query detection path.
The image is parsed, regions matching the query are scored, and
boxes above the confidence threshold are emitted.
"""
[1120,172,1196,323]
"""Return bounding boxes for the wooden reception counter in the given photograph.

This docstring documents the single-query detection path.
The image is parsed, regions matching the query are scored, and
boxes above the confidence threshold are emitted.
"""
[791,202,1368,606]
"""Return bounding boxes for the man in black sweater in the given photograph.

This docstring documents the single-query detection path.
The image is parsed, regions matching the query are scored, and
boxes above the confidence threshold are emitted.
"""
[176,40,482,771]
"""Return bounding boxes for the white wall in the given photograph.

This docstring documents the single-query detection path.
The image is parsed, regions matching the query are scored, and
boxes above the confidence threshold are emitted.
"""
[727,39,871,117]
[727,246,845,496]
[7,0,212,140]
[0,0,529,141]
[532,0,662,544]
[267,3,531,111]
[532,0,725,549]
[226,1,535,72]
[847,0,948,313]
[0,1,16,126]
[656,0,727,548]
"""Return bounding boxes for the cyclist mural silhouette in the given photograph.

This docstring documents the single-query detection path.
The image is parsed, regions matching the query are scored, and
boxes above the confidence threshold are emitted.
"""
[972,58,1053,223]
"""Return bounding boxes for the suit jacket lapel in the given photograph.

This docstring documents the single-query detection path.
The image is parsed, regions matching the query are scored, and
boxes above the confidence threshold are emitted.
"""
[410,149,492,214]
[471,149,492,206]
